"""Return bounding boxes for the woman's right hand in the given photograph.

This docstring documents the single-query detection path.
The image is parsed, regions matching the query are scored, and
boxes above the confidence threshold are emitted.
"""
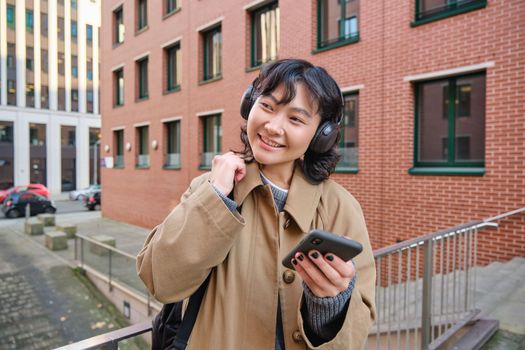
[209,152,247,196]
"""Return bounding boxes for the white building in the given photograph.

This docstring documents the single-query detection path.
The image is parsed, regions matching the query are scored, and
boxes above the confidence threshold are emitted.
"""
[0,0,101,195]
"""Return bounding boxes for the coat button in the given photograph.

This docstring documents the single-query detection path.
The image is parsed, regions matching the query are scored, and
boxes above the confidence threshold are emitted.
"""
[292,330,304,343]
[282,270,295,284]
[283,218,292,229]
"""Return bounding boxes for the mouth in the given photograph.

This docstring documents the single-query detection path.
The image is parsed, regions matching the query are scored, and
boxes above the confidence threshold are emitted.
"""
[259,134,285,148]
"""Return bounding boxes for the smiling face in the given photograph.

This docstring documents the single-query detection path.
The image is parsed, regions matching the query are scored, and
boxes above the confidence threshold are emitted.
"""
[246,83,321,185]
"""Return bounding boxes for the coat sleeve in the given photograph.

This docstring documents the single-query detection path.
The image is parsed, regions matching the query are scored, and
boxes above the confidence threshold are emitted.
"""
[136,174,245,303]
[298,182,376,350]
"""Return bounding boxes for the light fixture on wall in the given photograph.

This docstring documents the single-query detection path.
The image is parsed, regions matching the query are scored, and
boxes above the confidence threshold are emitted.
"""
[151,140,158,150]
[104,144,110,153]
[126,142,132,151]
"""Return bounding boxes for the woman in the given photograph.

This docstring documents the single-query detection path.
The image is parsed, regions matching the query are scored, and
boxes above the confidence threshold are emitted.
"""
[137,59,376,349]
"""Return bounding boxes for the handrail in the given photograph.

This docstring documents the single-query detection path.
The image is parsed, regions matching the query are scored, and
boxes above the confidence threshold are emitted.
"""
[54,321,151,350]
[484,206,525,223]
[76,233,137,260]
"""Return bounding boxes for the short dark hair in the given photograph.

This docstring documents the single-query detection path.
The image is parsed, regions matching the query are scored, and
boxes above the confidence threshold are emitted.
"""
[237,58,342,184]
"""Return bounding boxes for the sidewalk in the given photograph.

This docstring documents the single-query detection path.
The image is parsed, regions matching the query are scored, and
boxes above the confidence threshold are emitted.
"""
[0,211,149,350]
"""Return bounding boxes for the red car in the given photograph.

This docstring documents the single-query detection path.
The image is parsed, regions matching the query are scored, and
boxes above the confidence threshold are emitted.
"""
[0,184,50,203]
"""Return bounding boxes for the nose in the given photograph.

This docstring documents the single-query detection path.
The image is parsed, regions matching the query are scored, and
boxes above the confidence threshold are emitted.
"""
[264,114,285,136]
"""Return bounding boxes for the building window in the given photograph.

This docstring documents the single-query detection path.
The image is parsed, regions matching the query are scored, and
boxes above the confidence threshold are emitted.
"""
[72,55,78,78]
[413,73,485,172]
[136,126,149,168]
[250,2,279,68]
[71,21,78,41]
[71,89,79,112]
[114,129,124,168]
[72,0,77,8]
[165,0,180,15]
[61,126,76,192]
[165,43,181,92]
[414,0,487,24]
[317,0,359,50]
[114,68,124,106]
[337,93,358,170]
[164,120,181,168]
[114,6,124,44]
[7,5,15,30]
[136,57,148,100]
[0,122,14,190]
[87,90,94,113]
[86,24,93,43]
[26,10,34,32]
[29,123,47,185]
[41,13,48,37]
[201,114,221,169]
[202,26,221,81]
[137,0,148,31]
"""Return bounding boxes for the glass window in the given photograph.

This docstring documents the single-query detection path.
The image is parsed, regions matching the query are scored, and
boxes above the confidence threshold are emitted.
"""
[114,68,124,106]
[337,93,358,169]
[26,46,35,108]
[137,57,148,99]
[61,126,76,191]
[136,126,149,168]
[41,13,48,36]
[164,120,181,168]
[137,0,148,31]
[202,26,221,81]
[71,21,78,41]
[7,44,16,106]
[87,24,93,43]
[201,114,221,168]
[165,43,181,91]
[416,0,485,21]
[251,2,279,67]
[89,128,100,184]
[114,129,124,168]
[114,7,124,44]
[7,5,15,29]
[58,17,64,41]
[87,90,94,113]
[71,0,77,9]
[166,0,180,14]
[71,89,79,112]
[29,123,47,185]
[72,55,78,78]
[0,122,15,190]
[318,0,359,49]
[416,73,485,167]
[26,10,34,32]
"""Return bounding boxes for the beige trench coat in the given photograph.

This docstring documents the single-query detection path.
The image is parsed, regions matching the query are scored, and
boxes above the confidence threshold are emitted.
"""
[137,162,376,350]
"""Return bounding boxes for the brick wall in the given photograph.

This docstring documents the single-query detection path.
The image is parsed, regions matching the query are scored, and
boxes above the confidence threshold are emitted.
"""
[100,0,525,263]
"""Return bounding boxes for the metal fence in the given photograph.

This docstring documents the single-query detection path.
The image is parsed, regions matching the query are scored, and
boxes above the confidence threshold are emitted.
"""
[60,208,525,350]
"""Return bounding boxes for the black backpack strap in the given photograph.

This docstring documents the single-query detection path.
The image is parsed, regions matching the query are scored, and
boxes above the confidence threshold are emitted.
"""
[172,273,212,350]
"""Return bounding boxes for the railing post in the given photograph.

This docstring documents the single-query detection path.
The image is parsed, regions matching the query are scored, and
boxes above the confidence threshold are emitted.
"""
[74,236,77,260]
[109,250,113,292]
[421,239,434,350]
[25,203,30,221]
[80,238,84,269]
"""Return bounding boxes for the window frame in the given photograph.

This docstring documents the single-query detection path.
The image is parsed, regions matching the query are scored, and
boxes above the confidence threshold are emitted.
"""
[114,68,124,107]
[412,0,487,27]
[113,129,125,168]
[137,0,148,32]
[164,0,181,17]
[165,43,181,93]
[336,92,359,173]
[315,0,360,53]
[250,2,279,68]
[136,125,150,168]
[113,6,124,45]
[410,72,486,175]
[164,120,181,169]
[200,114,221,169]
[201,25,222,82]
[136,57,149,100]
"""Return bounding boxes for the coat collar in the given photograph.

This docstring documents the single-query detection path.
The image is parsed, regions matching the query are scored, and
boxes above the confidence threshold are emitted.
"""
[234,161,321,233]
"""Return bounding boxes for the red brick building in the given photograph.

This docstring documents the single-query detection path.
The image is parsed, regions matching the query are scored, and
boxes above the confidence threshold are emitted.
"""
[100,0,525,263]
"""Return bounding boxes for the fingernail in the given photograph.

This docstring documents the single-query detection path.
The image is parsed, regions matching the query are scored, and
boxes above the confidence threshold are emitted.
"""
[326,254,334,262]
[292,259,297,265]
[297,254,304,261]
[310,252,319,259]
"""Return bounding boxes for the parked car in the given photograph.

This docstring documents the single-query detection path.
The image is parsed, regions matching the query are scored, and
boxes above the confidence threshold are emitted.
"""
[2,191,56,218]
[0,184,50,203]
[69,184,100,201]
[84,190,101,211]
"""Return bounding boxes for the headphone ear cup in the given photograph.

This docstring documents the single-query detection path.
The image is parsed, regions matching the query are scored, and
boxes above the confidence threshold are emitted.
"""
[240,85,256,120]
[309,121,340,154]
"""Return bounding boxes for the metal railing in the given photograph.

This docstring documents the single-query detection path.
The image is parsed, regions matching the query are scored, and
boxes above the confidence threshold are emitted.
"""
[61,208,525,350]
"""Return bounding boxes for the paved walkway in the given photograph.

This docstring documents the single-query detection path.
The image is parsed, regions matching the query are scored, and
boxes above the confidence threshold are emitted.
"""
[0,211,148,350]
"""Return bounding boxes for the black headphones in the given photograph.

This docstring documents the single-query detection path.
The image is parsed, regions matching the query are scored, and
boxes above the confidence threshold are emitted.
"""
[240,84,344,154]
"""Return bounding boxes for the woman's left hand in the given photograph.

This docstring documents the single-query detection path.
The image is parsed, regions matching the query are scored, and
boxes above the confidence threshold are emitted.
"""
[292,251,355,298]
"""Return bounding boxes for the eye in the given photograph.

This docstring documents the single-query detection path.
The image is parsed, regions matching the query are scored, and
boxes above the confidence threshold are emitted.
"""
[259,101,273,111]
[290,116,305,125]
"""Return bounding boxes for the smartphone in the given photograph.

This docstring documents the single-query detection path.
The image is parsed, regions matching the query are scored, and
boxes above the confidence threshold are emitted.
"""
[282,229,363,270]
